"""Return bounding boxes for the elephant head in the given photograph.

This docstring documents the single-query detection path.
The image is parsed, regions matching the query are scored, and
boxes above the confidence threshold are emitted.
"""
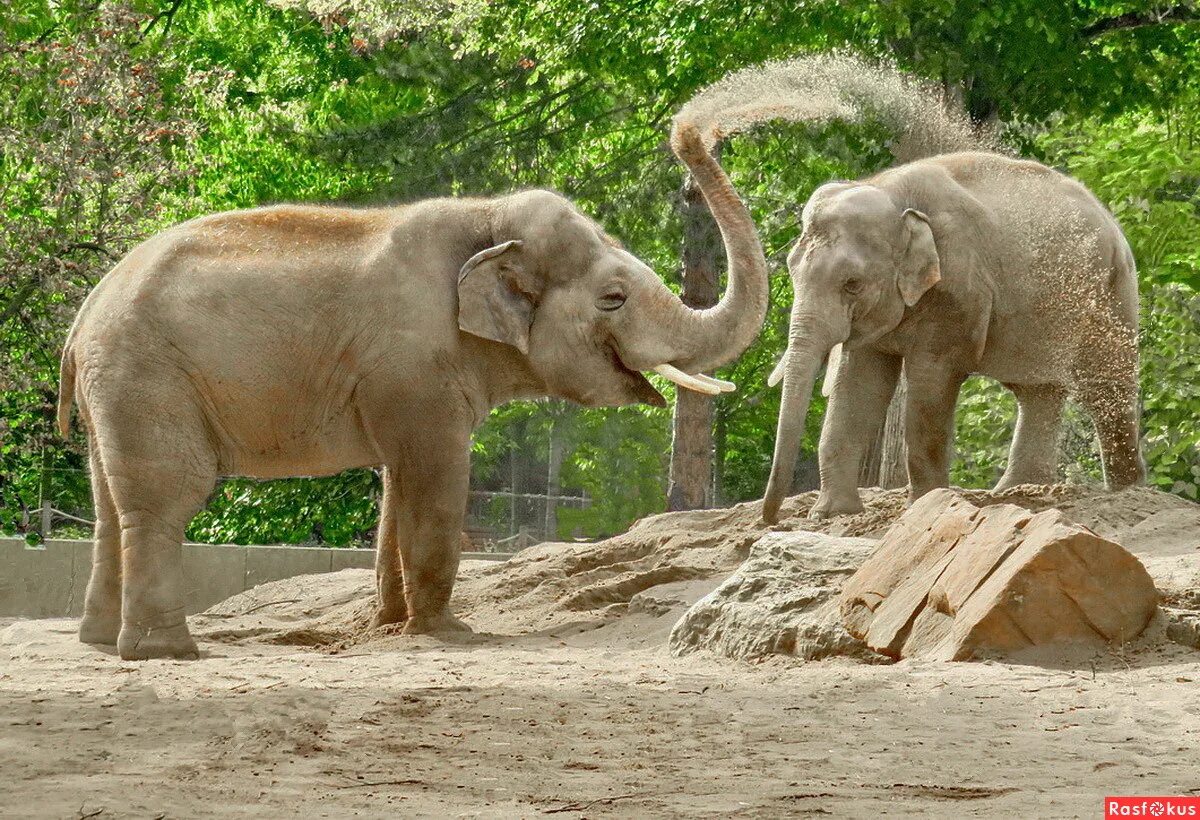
[456,123,768,408]
[761,182,941,523]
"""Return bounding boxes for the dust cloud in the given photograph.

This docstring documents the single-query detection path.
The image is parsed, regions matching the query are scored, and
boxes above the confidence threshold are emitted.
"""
[672,52,999,161]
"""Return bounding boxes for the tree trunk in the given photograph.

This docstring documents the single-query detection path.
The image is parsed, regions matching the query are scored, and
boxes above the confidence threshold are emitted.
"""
[544,416,564,540]
[508,418,523,537]
[878,380,908,489]
[712,408,727,506]
[38,444,52,538]
[860,376,908,489]
[667,142,723,511]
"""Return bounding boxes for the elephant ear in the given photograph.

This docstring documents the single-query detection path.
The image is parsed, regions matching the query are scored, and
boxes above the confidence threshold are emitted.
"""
[457,240,541,354]
[897,208,941,307]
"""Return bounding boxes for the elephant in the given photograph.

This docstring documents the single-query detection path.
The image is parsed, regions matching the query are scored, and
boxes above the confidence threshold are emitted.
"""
[57,122,768,659]
[761,150,1145,524]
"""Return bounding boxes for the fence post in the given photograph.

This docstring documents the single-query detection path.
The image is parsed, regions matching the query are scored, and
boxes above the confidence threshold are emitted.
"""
[38,444,52,538]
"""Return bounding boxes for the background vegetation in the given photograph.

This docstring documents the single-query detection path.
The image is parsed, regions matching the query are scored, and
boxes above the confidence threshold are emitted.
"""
[2,0,1197,545]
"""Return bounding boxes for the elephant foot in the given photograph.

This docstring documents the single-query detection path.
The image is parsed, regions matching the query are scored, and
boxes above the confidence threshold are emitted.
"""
[1104,457,1146,491]
[118,621,199,661]
[79,611,121,646]
[992,472,1053,492]
[401,610,473,636]
[808,491,865,520]
[369,605,409,629]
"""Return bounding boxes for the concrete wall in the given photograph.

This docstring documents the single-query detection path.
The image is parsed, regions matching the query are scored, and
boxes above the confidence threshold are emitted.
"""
[0,537,508,619]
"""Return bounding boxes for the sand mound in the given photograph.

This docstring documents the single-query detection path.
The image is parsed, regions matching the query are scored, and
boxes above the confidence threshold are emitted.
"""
[188,484,1198,656]
[4,490,1197,817]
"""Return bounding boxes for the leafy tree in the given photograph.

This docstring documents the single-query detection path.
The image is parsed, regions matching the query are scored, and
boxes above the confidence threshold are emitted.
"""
[2,0,1197,546]
[0,2,197,532]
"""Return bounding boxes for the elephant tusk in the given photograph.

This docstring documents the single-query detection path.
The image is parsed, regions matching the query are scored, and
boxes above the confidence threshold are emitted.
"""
[690,372,736,393]
[767,353,787,388]
[821,343,843,397]
[651,364,731,396]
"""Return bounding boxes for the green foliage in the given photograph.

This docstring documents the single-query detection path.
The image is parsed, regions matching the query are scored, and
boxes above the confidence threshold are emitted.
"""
[188,471,381,545]
[847,0,1200,122]
[557,405,671,537]
[1140,286,1200,499]
[950,377,1017,488]
[3,0,1198,545]
[1039,108,1200,291]
[1,1,196,531]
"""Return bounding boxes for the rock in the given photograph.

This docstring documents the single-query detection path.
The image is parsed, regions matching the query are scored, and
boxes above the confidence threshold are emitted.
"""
[1164,609,1200,651]
[840,489,1160,661]
[668,531,880,662]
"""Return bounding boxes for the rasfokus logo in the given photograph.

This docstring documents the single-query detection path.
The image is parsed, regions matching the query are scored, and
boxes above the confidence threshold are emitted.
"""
[1106,797,1200,817]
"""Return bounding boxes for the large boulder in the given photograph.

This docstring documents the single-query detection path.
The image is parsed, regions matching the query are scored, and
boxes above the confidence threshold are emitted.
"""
[840,489,1160,661]
[668,531,879,661]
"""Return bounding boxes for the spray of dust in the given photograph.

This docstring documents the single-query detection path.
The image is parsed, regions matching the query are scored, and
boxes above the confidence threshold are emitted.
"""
[672,52,1001,162]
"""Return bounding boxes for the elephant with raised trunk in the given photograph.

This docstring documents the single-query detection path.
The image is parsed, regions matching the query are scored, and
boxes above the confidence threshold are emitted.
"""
[762,150,1144,524]
[58,122,767,660]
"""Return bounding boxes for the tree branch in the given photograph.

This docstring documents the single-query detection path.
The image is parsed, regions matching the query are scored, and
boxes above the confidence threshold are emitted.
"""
[1083,3,1199,38]
[141,0,188,39]
[60,242,119,260]
[0,280,39,326]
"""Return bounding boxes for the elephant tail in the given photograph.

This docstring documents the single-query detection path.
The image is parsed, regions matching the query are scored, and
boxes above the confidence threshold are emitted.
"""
[57,344,76,438]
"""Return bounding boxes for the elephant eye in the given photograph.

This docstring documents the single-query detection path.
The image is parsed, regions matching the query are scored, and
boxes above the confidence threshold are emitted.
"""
[597,291,626,311]
[843,278,865,295]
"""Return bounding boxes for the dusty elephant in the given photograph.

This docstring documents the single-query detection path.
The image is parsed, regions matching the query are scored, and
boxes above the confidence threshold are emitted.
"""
[761,150,1145,524]
[57,123,768,659]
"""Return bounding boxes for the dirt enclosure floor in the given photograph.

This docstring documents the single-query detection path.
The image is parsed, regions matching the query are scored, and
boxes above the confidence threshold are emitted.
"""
[2,485,1199,818]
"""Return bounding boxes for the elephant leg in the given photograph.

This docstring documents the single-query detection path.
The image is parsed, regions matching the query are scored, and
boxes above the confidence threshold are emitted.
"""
[994,384,1066,491]
[811,348,901,519]
[395,435,472,636]
[79,439,122,645]
[1073,321,1146,490]
[904,364,966,503]
[1075,380,1146,490]
[371,467,407,627]
[92,392,215,660]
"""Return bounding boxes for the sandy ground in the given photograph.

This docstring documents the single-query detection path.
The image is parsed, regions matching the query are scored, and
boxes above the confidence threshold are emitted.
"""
[2,486,1199,818]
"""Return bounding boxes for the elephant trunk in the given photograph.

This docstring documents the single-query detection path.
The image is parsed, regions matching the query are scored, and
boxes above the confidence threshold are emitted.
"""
[761,323,835,524]
[654,122,769,375]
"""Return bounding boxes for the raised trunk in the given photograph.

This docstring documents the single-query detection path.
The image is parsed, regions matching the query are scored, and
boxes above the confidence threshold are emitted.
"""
[761,337,829,524]
[658,124,768,375]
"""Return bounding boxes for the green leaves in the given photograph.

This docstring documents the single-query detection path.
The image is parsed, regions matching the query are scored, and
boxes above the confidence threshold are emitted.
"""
[1140,286,1200,499]
[4,0,1199,546]
[187,471,382,546]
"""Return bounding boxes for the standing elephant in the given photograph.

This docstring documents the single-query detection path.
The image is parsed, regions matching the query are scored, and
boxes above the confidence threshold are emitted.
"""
[58,123,767,659]
[761,150,1144,524]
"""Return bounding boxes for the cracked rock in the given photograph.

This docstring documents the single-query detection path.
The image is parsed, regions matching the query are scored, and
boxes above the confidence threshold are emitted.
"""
[840,489,1159,661]
[668,531,880,662]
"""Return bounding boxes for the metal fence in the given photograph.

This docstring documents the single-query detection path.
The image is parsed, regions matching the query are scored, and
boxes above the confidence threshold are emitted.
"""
[20,482,589,552]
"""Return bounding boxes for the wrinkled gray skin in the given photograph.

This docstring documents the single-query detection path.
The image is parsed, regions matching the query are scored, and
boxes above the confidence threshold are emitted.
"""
[762,151,1144,524]
[58,125,768,659]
